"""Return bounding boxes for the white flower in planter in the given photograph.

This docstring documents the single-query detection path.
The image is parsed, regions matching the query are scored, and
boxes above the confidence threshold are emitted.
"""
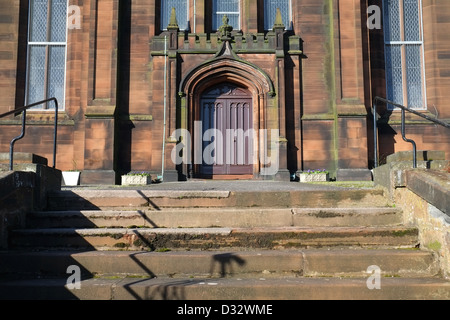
[62,171,81,186]
[62,160,81,186]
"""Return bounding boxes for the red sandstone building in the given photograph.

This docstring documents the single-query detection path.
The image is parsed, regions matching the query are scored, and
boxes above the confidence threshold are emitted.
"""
[0,0,449,184]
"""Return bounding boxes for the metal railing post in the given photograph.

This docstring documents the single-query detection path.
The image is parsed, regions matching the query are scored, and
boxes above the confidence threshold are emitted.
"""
[401,109,417,168]
[53,99,58,168]
[373,100,378,168]
[372,96,449,169]
[0,98,59,170]
[9,110,27,170]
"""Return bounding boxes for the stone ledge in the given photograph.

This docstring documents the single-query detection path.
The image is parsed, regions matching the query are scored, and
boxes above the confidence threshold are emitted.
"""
[0,171,35,201]
[387,150,445,163]
[405,169,450,215]
[336,169,372,181]
[0,171,36,249]
[373,157,448,195]
[0,153,48,166]
[79,170,115,185]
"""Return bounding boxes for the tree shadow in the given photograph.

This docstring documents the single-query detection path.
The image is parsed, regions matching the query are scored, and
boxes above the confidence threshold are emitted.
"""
[120,251,248,300]
[0,179,251,300]
[209,252,246,277]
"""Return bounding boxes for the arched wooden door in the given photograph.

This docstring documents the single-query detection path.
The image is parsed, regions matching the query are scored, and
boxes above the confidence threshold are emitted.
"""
[199,83,253,177]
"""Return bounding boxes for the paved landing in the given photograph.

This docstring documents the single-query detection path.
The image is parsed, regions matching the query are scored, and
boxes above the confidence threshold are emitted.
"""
[63,180,375,192]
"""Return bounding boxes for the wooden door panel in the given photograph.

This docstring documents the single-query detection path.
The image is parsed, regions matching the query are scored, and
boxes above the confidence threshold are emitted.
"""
[226,99,253,174]
[200,84,253,176]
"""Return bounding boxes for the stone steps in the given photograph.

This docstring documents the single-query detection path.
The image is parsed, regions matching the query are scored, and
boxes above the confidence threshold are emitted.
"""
[26,207,403,229]
[15,201,413,251]
[46,188,391,210]
[2,185,449,300]
[9,226,419,251]
[1,248,447,300]
[0,249,439,279]
[1,276,449,300]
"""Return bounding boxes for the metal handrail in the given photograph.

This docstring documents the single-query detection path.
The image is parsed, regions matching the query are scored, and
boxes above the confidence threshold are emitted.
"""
[372,96,450,169]
[0,98,59,170]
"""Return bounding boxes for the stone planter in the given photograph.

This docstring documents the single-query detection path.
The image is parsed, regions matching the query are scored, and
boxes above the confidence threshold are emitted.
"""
[299,173,329,182]
[62,171,81,186]
[121,175,152,186]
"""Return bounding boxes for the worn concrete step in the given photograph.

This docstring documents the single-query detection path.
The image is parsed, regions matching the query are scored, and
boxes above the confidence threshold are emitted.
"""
[0,249,439,279]
[27,207,403,229]
[9,226,419,251]
[0,276,449,300]
[46,188,391,211]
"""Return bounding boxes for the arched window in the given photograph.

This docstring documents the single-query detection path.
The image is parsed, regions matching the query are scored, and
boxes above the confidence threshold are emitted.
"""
[26,0,67,110]
[383,0,426,110]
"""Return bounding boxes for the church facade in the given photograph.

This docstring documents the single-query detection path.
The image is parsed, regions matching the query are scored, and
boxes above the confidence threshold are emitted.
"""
[0,0,449,184]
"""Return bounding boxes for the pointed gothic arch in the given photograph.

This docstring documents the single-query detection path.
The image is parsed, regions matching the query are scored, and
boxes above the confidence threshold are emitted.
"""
[178,42,277,178]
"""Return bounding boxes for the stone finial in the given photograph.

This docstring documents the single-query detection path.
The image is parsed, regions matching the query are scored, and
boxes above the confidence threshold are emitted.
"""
[222,14,229,26]
[167,7,179,30]
[218,14,233,40]
[272,8,285,30]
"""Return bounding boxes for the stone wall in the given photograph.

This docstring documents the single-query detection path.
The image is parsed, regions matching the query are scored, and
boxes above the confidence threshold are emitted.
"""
[1,0,448,184]
[374,153,450,279]
[394,175,450,279]
[367,0,450,163]
[0,155,62,249]
[0,171,34,249]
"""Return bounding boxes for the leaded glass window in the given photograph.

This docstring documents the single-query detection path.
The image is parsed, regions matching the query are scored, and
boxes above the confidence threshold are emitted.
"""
[383,0,425,110]
[27,0,67,110]
[264,0,291,30]
[161,0,189,31]
[213,0,240,31]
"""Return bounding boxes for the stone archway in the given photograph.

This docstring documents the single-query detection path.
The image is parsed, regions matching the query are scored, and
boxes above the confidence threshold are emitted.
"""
[199,82,253,177]
[179,41,276,179]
